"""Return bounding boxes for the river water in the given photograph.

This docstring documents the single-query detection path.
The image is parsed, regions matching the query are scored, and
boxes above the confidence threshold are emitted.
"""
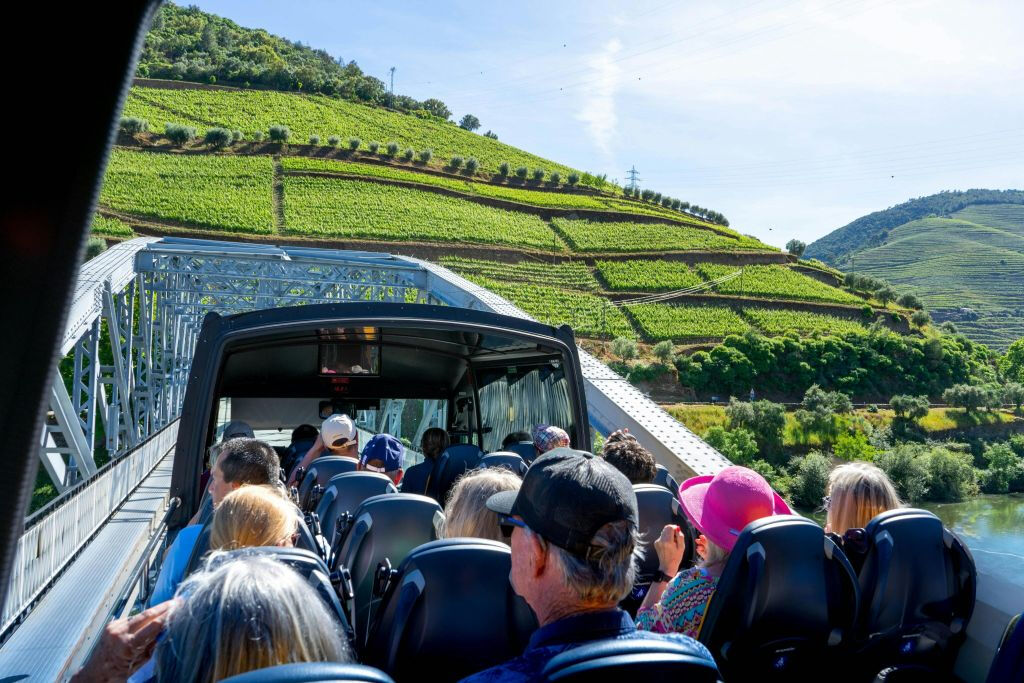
[802,494,1024,591]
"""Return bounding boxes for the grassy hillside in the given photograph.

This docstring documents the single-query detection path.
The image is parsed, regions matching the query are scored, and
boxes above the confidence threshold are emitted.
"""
[835,205,1024,349]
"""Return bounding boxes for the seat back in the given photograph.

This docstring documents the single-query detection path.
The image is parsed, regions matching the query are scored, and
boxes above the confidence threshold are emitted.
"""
[987,612,1024,683]
[504,441,537,464]
[334,493,445,645]
[699,515,859,680]
[316,472,398,551]
[621,484,694,616]
[298,456,358,511]
[430,444,484,504]
[857,508,977,672]
[363,538,537,682]
[477,452,529,477]
[221,662,395,683]
[541,639,720,682]
[653,464,678,494]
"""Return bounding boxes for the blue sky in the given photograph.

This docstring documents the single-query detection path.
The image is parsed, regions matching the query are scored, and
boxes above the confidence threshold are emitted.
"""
[192,0,1024,249]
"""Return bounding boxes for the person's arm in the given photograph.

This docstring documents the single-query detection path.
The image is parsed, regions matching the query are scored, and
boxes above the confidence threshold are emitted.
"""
[638,524,686,617]
[287,433,325,485]
[70,601,176,683]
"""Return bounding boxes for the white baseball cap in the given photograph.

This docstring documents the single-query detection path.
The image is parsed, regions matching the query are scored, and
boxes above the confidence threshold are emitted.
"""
[322,414,357,449]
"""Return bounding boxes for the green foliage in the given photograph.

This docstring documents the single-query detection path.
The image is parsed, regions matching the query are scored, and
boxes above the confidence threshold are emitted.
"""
[550,172,561,185]
[531,168,545,182]
[628,304,750,341]
[282,176,558,248]
[652,340,675,364]
[402,147,415,161]
[418,149,433,163]
[119,117,149,134]
[367,141,380,154]
[612,337,639,360]
[567,172,580,186]
[483,130,498,140]
[465,158,479,173]
[979,442,1022,493]
[268,124,290,142]
[386,141,400,156]
[203,127,233,148]
[1000,337,1024,382]
[100,149,274,233]
[748,459,792,498]
[786,239,807,257]
[439,256,599,291]
[327,135,340,147]
[697,264,865,304]
[515,166,528,179]
[231,129,244,142]
[347,137,361,151]
[449,156,464,170]
[459,114,481,131]
[498,162,510,177]
[834,431,877,461]
[897,293,922,309]
[164,122,197,145]
[91,214,134,237]
[252,130,265,142]
[308,134,320,145]
[595,260,703,292]
[1002,382,1024,411]
[877,445,931,502]
[790,453,831,507]
[742,309,868,337]
[552,218,768,254]
[84,237,107,260]
[925,447,979,501]
[726,398,786,462]
[890,394,929,421]
[942,383,991,413]
[704,426,759,464]
[911,310,931,328]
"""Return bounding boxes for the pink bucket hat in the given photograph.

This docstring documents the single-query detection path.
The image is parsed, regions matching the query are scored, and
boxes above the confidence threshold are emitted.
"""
[678,465,792,552]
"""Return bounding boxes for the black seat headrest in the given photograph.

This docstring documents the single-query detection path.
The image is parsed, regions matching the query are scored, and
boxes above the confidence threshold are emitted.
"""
[477,452,529,477]
[220,662,395,683]
[856,508,977,673]
[652,465,678,494]
[504,441,537,464]
[299,457,358,510]
[699,515,859,680]
[430,444,484,504]
[334,493,445,647]
[315,472,398,549]
[541,638,720,682]
[363,538,537,682]
[633,484,694,579]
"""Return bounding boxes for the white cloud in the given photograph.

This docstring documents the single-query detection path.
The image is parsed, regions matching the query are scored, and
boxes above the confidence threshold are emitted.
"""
[576,38,622,154]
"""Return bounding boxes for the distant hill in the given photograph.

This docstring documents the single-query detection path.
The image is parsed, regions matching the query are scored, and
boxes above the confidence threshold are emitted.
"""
[807,192,1024,349]
[138,2,454,120]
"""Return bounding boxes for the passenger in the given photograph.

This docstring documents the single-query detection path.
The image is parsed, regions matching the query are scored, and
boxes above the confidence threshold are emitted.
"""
[150,438,280,607]
[359,433,405,486]
[501,430,533,450]
[532,424,570,457]
[280,424,318,479]
[460,448,714,682]
[601,438,657,485]
[195,420,255,515]
[209,485,299,552]
[72,554,350,683]
[401,427,450,495]
[443,468,522,544]
[636,465,791,639]
[824,462,902,572]
[287,414,358,485]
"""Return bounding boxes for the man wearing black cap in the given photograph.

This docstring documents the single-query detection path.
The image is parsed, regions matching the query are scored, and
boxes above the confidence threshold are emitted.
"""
[459,447,714,682]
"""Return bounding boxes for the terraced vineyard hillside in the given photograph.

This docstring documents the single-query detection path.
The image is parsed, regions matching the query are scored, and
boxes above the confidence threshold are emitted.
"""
[816,203,1024,349]
[95,83,914,349]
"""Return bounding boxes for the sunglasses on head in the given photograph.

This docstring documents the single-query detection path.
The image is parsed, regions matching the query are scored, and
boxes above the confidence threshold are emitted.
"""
[499,515,528,538]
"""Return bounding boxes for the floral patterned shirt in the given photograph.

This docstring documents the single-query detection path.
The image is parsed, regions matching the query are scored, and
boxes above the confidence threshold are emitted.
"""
[635,566,718,639]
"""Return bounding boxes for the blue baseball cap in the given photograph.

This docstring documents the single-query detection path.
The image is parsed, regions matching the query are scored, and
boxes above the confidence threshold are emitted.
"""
[360,434,404,473]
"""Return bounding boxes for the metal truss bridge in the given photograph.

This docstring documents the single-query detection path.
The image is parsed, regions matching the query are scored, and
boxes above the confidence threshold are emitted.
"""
[0,237,728,676]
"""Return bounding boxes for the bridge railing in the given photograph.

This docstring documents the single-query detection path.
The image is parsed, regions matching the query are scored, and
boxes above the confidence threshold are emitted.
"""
[1,421,177,639]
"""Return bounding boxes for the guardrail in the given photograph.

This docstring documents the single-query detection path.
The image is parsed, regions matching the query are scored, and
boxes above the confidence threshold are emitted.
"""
[0,420,178,639]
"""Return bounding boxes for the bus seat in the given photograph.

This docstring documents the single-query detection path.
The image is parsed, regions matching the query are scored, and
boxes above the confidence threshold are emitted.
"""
[855,508,976,676]
[298,456,358,511]
[430,444,484,504]
[316,472,398,557]
[653,464,678,494]
[185,510,320,576]
[196,491,214,526]
[698,515,859,680]
[621,484,694,616]
[504,441,537,464]
[477,452,529,477]
[333,493,445,647]
[221,662,395,683]
[541,639,721,682]
[986,612,1024,683]
[363,538,536,682]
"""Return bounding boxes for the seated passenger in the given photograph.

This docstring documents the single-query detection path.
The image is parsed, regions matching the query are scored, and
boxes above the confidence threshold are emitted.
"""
[460,448,714,682]
[287,413,359,484]
[194,420,256,520]
[401,427,450,495]
[73,554,351,683]
[532,424,570,457]
[601,437,657,485]
[150,438,280,606]
[443,468,522,544]
[210,485,299,552]
[359,433,405,486]
[280,423,318,479]
[502,430,533,450]
[824,462,902,572]
[636,466,791,639]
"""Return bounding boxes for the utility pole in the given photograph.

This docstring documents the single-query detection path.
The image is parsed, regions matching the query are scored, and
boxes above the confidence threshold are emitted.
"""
[625,166,641,192]
[388,66,396,109]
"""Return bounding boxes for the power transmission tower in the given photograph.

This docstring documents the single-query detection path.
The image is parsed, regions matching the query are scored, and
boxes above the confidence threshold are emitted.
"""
[625,166,641,192]
[388,66,396,108]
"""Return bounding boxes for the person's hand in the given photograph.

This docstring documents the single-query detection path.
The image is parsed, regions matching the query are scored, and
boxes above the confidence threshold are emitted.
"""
[654,524,686,575]
[695,533,707,561]
[71,600,177,683]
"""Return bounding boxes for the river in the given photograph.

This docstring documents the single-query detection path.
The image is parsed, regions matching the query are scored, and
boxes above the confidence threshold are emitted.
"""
[800,493,1024,590]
